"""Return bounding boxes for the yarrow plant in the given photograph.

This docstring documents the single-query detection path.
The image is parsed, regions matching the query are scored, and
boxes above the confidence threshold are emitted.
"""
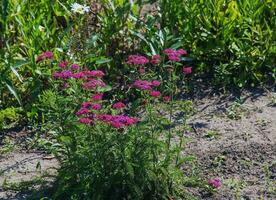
[38,49,201,200]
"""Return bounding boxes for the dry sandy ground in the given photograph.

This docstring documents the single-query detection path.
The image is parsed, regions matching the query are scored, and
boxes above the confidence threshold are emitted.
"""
[0,90,275,200]
[185,90,276,199]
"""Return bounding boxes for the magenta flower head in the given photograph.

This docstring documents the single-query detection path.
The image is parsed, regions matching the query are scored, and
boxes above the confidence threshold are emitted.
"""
[79,117,92,124]
[97,114,113,122]
[208,178,222,189]
[58,60,69,68]
[138,67,146,75]
[152,80,161,87]
[111,121,124,129]
[52,72,61,79]
[91,103,102,110]
[81,102,93,108]
[183,66,192,75]
[132,80,152,91]
[71,64,80,70]
[76,108,90,116]
[91,93,104,101]
[150,90,161,98]
[164,48,187,62]
[59,70,73,79]
[177,49,188,55]
[82,79,106,90]
[112,102,126,109]
[36,51,54,63]
[151,54,161,65]
[126,55,149,65]
[163,96,170,103]
[85,70,105,78]
[72,72,85,79]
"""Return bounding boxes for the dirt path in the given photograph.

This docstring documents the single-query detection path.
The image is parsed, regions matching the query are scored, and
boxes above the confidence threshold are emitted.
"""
[186,91,276,199]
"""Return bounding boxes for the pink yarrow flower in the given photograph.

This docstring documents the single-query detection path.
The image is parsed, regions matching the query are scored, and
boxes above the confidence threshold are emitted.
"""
[163,48,187,62]
[97,114,113,122]
[91,103,102,110]
[126,55,149,65]
[163,96,170,103]
[150,54,161,65]
[82,79,106,90]
[138,67,146,75]
[151,80,161,87]
[208,178,222,189]
[81,102,93,108]
[72,72,85,79]
[36,51,54,63]
[76,108,90,116]
[112,102,126,109]
[79,117,92,124]
[132,80,152,90]
[183,66,192,75]
[91,93,104,101]
[71,64,80,70]
[58,61,69,68]
[85,70,105,78]
[150,90,161,98]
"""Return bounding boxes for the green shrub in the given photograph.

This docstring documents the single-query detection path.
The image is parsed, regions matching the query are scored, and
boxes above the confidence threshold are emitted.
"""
[161,0,276,87]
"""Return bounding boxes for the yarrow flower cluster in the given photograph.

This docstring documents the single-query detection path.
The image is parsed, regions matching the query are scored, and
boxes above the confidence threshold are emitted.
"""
[78,110,139,129]
[36,51,54,63]
[71,3,90,14]
[183,66,192,75]
[52,59,106,90]
[208,178,222,189]
[126,55,149,65]
[164,48,187,62]
[150,54,161,65]
[112,102,126,109]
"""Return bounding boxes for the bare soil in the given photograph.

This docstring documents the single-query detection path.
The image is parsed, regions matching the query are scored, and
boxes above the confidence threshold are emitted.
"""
[185,90,276,200]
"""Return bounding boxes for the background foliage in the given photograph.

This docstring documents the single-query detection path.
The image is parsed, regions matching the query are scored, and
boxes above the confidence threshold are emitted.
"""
[161,0,276,87]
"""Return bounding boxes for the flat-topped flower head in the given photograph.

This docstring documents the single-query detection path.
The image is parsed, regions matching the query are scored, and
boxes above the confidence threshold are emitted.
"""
[76,108,90,116]
[163,48,187,62]
[150,90,161,98]
[183,66,192,75]
[71,64,80,70]
[112,102,126,109]
[36,51,54,63]
[138,67,146,75]
[85,70,105,78]
[79,117,92,124]
[208,178,222,189]
[132,80,152,90]
[97,114,113,122]
[91,103,102,110]
[163,96,170,103]
[82,79,106,90]
[72,72,85,79]
[81,102,93,108]
[91,93,104,101]
[58,61,69,68]
[152,80,161,87]
[53,70,73,79]
[126,55,149,65]
[150,54,161,65]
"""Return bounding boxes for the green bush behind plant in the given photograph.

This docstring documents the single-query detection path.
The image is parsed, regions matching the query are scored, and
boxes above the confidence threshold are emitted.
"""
[161,0,276,87]
[0,0,83,107]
